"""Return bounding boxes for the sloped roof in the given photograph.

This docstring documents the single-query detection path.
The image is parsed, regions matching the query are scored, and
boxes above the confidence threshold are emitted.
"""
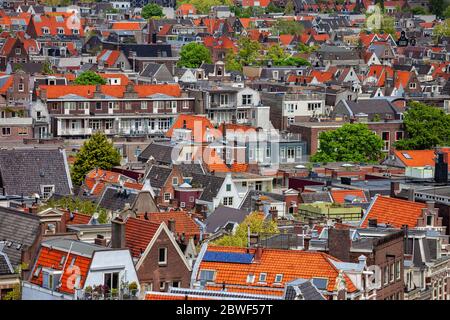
[124,217,160,258]
[198,245,358,295]
[206,205,249,233]
[330,190,367,204]
[191,173,225,203]
[141,211,200,238]
[361,195,427,228]
[98,186,138,212]
[0,148,71,197]
[393,150,438,167]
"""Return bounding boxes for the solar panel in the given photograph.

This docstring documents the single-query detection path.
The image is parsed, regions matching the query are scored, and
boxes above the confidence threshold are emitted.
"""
[312,278,328,290]
[203,251,254,264]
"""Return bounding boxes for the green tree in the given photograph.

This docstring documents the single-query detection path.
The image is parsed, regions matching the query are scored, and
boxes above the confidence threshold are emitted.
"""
[213,212,279,247]
[42,61,53,75]
[41,196,109,223]
[284,0,295,14]
[141,3,164,19]
[264,44,311,66]
[2,284,21,300]
[225,37,261,71]
[395,102,450,150]
[429,0,445,17]
[272,19,304,36]
[177,42,212,68]
[411,6,428,15]
[178,0,233,14]
[434,18,450,37]
[266,2,283,13]
[74,71,106,85]
[71,132,121,185]
[311,123,384,163]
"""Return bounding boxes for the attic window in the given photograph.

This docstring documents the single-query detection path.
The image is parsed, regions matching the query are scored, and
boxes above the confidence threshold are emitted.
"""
[246,274,255,283]
[199,269,216,282]
[259,273,267,282]
[42,27,49,34]
[59,255,66,267]
[274,274,283,283]
[57,27,64,35]
[33,266,42,278]
[402,153,412,159]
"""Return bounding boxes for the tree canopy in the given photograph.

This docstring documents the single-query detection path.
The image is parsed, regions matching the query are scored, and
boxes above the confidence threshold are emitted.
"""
[71,132,121,185]
[178,0,233,14]
[265,44,310,66]
[434,18,450,37]
[41,196,109,224]
[141,3,164,19]
[225,37,261,71]
[177,42,212,68]
[74,71,106,85]
[394,102,450,150]
[272,19,304,36]
[213,212,279,247]
[429,0,445,17]
[311,123,384,163]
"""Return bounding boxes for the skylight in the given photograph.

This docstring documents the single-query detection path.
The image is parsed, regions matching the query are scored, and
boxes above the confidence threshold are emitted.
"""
[402,152,412,159]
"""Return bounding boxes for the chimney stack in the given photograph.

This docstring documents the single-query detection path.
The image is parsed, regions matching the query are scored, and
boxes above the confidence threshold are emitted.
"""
[435,152,448,183]
[269,208,278,221]
[390,181,400,198]
[111,217,126,249]
[254,245,263,263]
[168,218,176,233]
[328,227,351,262]
[94,234,107,246]
[407,188,415,202]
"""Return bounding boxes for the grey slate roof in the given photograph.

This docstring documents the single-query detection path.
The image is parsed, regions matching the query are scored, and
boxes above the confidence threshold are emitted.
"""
[205,205,249,233]
[138,142,174,165]
[0,251,14,275]
[147,165,172,189]
[239,190,284,213]
[175,163,205,176]
[41,238,106,257]
[0,207,41,267]
[0,148,72,197]
[341,99,398,116]
[140,63,162,77]
[191,173,225,203]
[300,191,332,203]
[98,186,138,212]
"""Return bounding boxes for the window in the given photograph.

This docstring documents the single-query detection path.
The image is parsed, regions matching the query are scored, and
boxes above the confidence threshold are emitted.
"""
[219,94,229,106]
[246,274,255,283]
[15,48,21,55]
[226,184,231,192]
[172,177,178,186]
[390,263,394,283]
[242,94,252,105]
[104,272,119,290]
[158,247,167,265]
[125,102,132,110]
[172,281,180,288]
[280,148,286,159]
[259,273,267,282]
[42,27,49,34]
[384,266,388,285]
[395,261,401,280]
[33,266,42,278]
[159,281,166,290]
[42,271,54,290]
[273,71,279,80]
[42,185,55,199]
[163,193,171,202]
[189,196,194,202]
[18,82,24,92]
[427,215,433,226]
[242,181,247,187]
[274,274,283,283]
[180,202,185,208]
[199,270,216,282]
[59,255,66,267]
[223,197,233,206]
[307,103,321,111]
[140,101,147,110]
[72,29,79,35]
[57,27,64,35]
[95,102,102,110]
[255,181,262,191]
[409,82,417,89]
[395,131,404,141]
[18,127,28,135]
[296,146,302,158]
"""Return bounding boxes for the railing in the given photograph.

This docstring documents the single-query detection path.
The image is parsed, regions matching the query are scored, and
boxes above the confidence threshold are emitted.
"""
[77,289,139,300]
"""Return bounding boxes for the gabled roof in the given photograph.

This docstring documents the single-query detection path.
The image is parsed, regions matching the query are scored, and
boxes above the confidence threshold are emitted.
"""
[147,165,172,189]
[98,186,138,212]
[166,114,216,143]
[360,195,427,228]
[0,148,72,197]
[139,211,200,239]
[123,217,160,258]
[30,239,102,294]
[191,173,225,203]
[0,207,41,267]
[393,150,438,167]
[97,49,121,66]
[138,142,174,165]
[197,245,358,295]
[205,205,249,233]
[0,251,14,275]
[111,21,143,31]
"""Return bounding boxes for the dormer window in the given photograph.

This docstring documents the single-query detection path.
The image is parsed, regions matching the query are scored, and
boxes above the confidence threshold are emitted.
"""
[42,27,49,35]
[57,27,64,35]
[72,29,79,35]
[427,215,433,226]
[246,274,255,283]
[259,273,267,282]
[274,274,283,283]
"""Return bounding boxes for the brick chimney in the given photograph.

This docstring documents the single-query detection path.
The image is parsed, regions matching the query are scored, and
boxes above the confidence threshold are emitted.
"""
[269,208,278,221]
[390,181,400,198]
[254,245,263,263]
[94,234,107,246]
[111,217,126,249]
[328,227,351,262]
[168,218,176,233]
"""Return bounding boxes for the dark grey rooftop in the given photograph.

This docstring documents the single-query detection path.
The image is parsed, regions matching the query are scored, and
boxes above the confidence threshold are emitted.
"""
[205,205,249,233]
[98,186,138,212]
[41,238,107,257]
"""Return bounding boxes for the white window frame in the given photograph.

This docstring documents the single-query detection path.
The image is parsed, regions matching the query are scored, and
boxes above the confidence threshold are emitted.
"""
[158,247,167,265]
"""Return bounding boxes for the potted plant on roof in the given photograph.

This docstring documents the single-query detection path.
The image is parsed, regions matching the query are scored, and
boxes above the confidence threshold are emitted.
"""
[111,288,118,300]
[84,286,93,300]
[128,282,138,299]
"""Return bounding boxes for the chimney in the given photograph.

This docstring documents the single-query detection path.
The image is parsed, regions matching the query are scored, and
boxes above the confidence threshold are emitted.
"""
[390,181,400,198]
[254,245,263,263]
[435,152,448,183]
[368,218,378,228]
[426,200,436,211]
[144,211,149,220]
[328,227,351,262]
[254,198,264,213]
[111,217,126,249]
[402,224,409,253]
[249,233,259,247]
[269,208,278,221]
[168,218,176,233]
[303,236,311,250]
[94,234,107,246]
[407,188,415,202]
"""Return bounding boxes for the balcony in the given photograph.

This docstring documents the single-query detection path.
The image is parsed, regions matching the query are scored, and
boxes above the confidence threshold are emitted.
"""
[76,284,139,300]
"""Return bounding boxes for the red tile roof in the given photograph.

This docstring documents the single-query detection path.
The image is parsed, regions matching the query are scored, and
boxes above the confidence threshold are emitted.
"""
[361,195,427,228]
[66,212,92,225]
[30,244,91,295]
[39,84,182,99]
[138,211,200,239]
[97,49,121,67]
[393,150,437,167]
[165,114,217,143]
[111,21,142,31]
[330,189,367,203]
[145,292,212,300]
[198,245,358,295]
[28,13,85,37]
[124,217,161,258]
